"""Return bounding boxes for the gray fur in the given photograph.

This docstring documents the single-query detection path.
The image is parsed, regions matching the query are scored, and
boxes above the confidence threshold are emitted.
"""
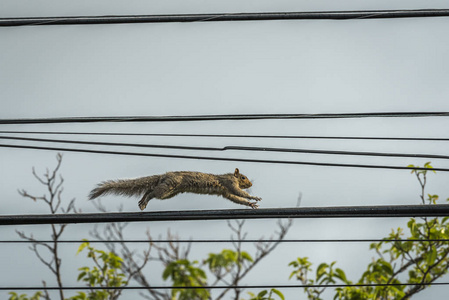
[88,169,261,210]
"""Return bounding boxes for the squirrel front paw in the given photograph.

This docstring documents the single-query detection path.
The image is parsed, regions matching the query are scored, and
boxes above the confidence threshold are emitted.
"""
[249,202,259,209]
[138,199,147,211]
[252,196,262,201]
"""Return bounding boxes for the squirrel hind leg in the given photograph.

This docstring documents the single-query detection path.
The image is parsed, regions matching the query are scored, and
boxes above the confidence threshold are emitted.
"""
[138,187,178,210]
[152,184,178,200]
[138,191,153,211]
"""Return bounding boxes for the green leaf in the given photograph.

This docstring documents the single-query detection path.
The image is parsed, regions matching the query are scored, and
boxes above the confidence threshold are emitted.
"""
[426,247,437,266]
[379,260,393,275]
[408,219,421,238]
[8,292,19,300]
[335,268,349,283]
[196,268,207,280]
[271,288,285,300]
[316,263,329,281]
[258,290,268,297]
[162,264,174,280]
[288,261,298,267]
[77,271,87,281]
[241,251,254,262]
[76,242,90,255]
[424,162,436,173]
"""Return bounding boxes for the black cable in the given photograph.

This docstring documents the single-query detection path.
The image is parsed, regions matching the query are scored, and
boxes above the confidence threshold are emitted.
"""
[1,143,448,172]
[1,9,449,27]
[1,130,449,141]
[2,135,449,160]
[1,112,449,124]
[2,205,449,226]
[2,239,449,244]
[3,282,449,290]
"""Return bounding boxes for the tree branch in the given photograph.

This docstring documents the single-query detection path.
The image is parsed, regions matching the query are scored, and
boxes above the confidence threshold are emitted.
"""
[16,154,71,300]
[215,219,292,300]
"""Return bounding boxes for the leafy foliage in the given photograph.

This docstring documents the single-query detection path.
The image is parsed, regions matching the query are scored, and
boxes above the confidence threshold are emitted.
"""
[148,220,291,300]
[67,242,128,300]
[161,248,256,299]
[161,246,286,300]
[289,258,348,299]
[162,259,208,300]
[205,248,253,274]
[8,292,43,300]
[247,288,285,300]
[289,163,449,299]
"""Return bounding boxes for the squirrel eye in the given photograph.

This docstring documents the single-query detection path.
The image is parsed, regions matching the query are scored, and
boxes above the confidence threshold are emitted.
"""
[242,176,246,179]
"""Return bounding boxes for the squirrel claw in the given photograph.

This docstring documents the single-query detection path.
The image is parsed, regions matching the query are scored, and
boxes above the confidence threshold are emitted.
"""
[253,196,262,202]
[138,200,147,211]
[249,202,259,209]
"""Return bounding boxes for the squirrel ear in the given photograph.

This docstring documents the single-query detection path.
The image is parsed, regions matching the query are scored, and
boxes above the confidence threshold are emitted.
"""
[234,168,240,176]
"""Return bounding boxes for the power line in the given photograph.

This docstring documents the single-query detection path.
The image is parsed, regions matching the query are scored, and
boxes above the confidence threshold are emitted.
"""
[1,9,449,27]
[3,282,449,290]
[2,239,449,244]
[2,130,449,141]
[0,136,218,151]
[2,135,449,160]
[1,112,449,125]
[2,205,449,225]
[1,143,448,171]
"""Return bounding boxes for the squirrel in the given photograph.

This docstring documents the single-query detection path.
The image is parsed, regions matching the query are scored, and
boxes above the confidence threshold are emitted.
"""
[89,168,262,210]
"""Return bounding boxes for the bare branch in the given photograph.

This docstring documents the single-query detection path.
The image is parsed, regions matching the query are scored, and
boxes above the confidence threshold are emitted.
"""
[48,153,63,183]
[216,219,292,300]
[90,202,170,300]
[31,167,47,185]
[54,188,63,212]
[18,189,48,204]
[16,153,73,300]
[31,243,57,275]
[41,281,51,300]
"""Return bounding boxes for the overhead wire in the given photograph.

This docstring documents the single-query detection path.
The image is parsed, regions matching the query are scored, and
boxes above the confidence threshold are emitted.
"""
[1,130,449,141]
[1,143,448,172]
[4,282,449,290]
[1,9,449,27]
[1,135,448,160]
[1,112,449,124]
[1,239,449,244]
[2,205,449,225]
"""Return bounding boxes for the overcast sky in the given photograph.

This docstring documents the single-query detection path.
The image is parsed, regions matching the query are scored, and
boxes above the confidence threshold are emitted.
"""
[1,1,449,299]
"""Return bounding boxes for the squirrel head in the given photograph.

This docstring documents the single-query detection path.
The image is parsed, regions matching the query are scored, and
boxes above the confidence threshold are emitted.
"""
[234,168,252,189]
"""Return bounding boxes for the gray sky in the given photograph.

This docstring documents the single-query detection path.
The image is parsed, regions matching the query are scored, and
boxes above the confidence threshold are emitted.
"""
[1,1,449,299]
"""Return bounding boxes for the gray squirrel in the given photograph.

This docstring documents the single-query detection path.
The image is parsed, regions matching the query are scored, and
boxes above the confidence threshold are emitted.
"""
[89,168,262,210]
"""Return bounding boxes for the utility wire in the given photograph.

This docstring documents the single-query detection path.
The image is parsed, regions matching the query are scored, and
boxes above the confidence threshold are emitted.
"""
[2,239,449,244]
[1,9,449,27]
[2,205,449,225]
[1,135,449,160]
[1,143,448,172]
[4,282,449,290]
[1,112,449,125]
[2,130,449,141]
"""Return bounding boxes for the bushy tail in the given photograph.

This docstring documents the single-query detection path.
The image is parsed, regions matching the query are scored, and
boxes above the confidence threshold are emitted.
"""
[88,175,160,200]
